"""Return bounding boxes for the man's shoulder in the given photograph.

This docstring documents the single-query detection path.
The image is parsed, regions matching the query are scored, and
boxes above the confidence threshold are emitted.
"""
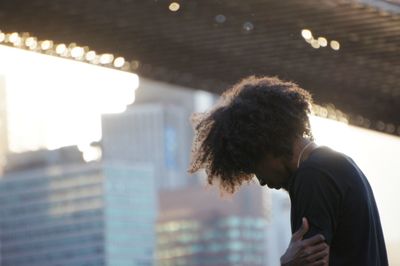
[299,146,360,179]
[304,146,349,166]
[290,147,354,196]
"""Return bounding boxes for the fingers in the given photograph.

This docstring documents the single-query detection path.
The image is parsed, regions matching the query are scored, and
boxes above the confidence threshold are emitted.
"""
[310,260,329,266]
[292,217,309,241]
[302,233,325,246]
[307,242,329,255]
[303,243,329,266]
[306,248,329,262]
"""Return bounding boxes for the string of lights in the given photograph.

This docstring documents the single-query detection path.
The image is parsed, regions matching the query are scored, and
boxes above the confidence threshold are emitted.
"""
[0,30,133,72]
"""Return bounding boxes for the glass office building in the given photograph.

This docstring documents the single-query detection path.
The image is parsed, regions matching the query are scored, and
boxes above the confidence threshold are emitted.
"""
[156,216,267,266]
[102,103,195,191]
[155,185,268,266]
[0,75,8,175]
[0,149,156,266]
[103,163,157,266]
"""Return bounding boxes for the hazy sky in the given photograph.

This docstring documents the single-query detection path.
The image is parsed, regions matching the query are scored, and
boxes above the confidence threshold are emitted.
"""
[0,45,138,153]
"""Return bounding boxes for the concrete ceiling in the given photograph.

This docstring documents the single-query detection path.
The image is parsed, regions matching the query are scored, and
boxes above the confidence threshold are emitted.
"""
[0,0,399,136]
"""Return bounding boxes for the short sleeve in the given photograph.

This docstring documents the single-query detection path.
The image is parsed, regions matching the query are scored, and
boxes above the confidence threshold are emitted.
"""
[290,166,342,244]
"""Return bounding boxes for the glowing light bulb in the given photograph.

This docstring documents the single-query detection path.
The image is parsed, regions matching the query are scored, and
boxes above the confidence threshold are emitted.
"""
[169,2,180,12]
[41,40,53,50]
[318,37,328,47]
[330,40,340,50]
[215,14,226,24]
[311,39,320,49]
[85,51,96,61]
[25,37,38,49]
[71,47,84,58]
[301,29,313,40]
[100,53,114,64]
[113,57,125,68]
[9,32,19,43]
[243,22,254,31]
[56,44,67,55]
[13,36,22,47]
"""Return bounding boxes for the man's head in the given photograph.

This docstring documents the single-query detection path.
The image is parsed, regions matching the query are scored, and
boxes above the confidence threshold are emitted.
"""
[188,76,313,193]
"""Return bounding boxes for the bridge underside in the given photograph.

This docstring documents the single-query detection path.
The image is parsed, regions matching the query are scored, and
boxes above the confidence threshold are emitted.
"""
[1,0,399,135]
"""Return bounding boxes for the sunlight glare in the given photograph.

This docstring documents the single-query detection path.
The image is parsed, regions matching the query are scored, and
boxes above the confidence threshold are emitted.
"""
[0,44,139,152]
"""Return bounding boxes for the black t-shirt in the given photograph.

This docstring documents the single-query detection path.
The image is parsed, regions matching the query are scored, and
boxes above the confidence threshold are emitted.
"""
[288,146,388,266]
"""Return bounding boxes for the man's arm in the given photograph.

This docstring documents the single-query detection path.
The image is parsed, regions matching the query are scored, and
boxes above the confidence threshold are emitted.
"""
[284,166,342,265]
[291,166,341,242]
[281,217,329,266]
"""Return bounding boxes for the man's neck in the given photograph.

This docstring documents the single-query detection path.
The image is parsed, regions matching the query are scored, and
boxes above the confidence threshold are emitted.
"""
[291,138,318,170]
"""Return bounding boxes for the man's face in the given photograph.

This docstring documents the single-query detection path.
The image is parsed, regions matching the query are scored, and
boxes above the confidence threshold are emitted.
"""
[254,153,293,190]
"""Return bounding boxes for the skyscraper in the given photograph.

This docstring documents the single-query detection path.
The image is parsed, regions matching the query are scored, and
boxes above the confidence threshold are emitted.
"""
[0,147,157,266]
[102,103,193,190]
[264,190,292,266]
[0,76,8,176]
[155,184,268,266]
[129,78,218,189]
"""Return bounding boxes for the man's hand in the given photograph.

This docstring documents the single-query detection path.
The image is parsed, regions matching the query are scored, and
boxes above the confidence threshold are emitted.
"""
[280,217,329,266]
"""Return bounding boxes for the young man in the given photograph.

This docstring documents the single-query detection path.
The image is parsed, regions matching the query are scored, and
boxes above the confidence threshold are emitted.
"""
[189,76,388,265]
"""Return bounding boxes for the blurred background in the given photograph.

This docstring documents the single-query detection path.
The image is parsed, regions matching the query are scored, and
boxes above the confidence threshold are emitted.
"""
[0,0,399,265]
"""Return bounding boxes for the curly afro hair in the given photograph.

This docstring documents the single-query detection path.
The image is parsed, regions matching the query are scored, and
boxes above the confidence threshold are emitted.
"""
[188,76,314,194]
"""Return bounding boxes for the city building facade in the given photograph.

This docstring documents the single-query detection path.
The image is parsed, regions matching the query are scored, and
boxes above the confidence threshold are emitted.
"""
[0,147,156,266]
[102,102,193,190]
[155,184,269,266]
[0,76,8,176]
